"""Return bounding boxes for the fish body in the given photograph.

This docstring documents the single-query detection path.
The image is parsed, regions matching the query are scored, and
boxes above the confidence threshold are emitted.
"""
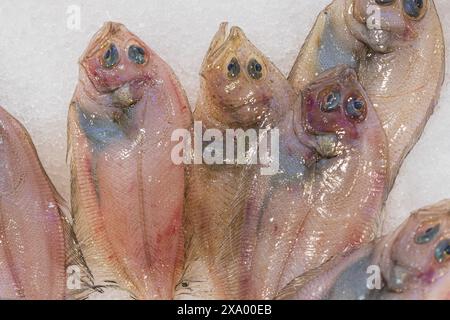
[68,22,191,299]
[232,66,388,299]
[177,23,297,299]
[0,106,66,300]
[277,200,450,300]
[289,0,445,188]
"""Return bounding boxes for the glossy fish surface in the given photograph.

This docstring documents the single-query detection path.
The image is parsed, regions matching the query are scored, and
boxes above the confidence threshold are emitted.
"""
[289,0,445,188]
[68,22,191,299]
[277,200,450,300]
[0,106,66,300]
[231,66,388,299]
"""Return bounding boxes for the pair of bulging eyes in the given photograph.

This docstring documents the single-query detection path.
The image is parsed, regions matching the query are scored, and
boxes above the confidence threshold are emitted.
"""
[375,0,427,19]
[102,43,146,68]
[226,57,263,80]
[320,90,366,120]
[414,223,450,263]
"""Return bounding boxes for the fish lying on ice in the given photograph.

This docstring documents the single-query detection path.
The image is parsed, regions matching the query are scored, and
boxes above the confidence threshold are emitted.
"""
[0,106,66,299]
[177,23,297,299]
[289,0,445,188]
[217,65,388,299]
[68,22,192,299]
[277,199,450,300]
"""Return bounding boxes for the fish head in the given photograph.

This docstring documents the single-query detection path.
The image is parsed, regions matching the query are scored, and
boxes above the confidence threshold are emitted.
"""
[200,23,287,126]
[0,107,25,196]
[345,0,431,52]
[79,22,156,107]
[380,200,450,298]
[302,66,369,146]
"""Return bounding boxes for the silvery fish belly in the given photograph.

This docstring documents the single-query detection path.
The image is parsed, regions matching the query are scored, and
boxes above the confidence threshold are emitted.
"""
[222,66,388,300]
[289,0,445,188]
[176,23,297,300]
[277,200,450,300]
[68,22,192,299]
[0,106,66,300]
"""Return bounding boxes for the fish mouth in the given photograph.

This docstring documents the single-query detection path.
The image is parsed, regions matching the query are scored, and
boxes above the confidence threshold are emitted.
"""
[109,77,153,108]
[344,0,394,53]
[300,118,342,158]
[220,96,276,127]
[223,96,272,111]
[292,104,339,159]
[218,97,277,128]
[111,83,138,108]
[310,134,340,159]
[314,134,339,158]
[80,61,152,107]
[295,126,339,159]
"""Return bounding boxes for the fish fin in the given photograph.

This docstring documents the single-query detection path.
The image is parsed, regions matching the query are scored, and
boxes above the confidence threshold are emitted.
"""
[412,199,450,216]
[213,168,271,298]
[174,236,218,300]
[182,160,258,298]
[288,9,328,93]
[184,123,295,299]
[275,255,337,300]
[57,199,99,300]
[201,22,228,71]
[33,151,95,299]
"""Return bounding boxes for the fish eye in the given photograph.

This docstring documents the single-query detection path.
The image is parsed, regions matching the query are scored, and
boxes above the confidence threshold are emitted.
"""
[102,44,119,68]
[375,0,395,5]
[227,57,240,79]
[321,91,341,112]
[435,239,450,263]
[403,0,426,19]
[128,45,146,65]
[415,224,440,244]
[345,96,366,120]
[247,58,263,80]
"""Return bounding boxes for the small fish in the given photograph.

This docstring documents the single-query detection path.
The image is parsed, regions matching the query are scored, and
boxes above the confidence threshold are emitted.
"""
[0,106,66,299]
[225,66,388,299]
[68,22,192,299]
[289,0,445,188]
[177,23,297,299]
[276,199,450,300]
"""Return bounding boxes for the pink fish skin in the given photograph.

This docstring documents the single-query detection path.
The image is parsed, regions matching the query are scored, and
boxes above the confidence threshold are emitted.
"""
[0,106,66,300]
[68,22,191,299]
[277,200,450,300]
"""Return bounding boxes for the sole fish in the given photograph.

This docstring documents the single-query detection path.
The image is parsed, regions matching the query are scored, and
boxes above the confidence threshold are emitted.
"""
[177,23,297,299]
[227,66,388,299]
[68,22,191,299]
